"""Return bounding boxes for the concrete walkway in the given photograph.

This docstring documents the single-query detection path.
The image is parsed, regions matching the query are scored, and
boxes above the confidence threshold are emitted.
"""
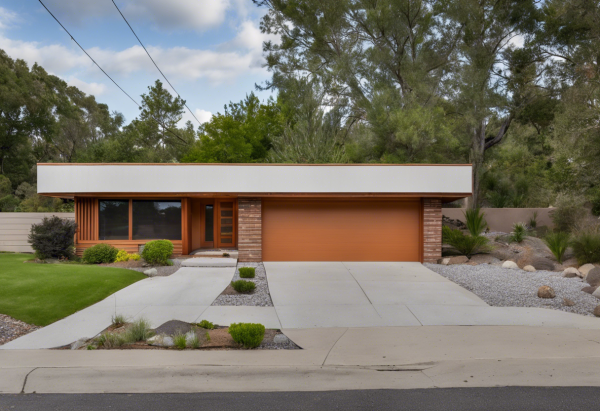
[1,265,235,350]
[3,326,600,393]
[265,262,600,329]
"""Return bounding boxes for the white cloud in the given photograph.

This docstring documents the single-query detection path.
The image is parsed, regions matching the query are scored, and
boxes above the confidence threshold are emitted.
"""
[67,77,107,96]
[179,108,212,128]
[42,0,230,31]
[0,6,18,30]
[195,109,213,123]
[226,20,280,68]
[509,35,524,48]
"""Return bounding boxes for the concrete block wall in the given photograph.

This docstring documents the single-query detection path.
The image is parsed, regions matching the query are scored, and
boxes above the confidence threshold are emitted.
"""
[238,198,262,262]
[0,213,75,253]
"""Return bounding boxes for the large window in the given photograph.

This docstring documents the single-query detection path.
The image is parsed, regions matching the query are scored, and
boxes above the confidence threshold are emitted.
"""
[132,200,182,240]
[99,200,129,240]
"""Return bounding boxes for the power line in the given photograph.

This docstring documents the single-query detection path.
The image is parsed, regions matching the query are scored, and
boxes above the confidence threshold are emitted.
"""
[37,0,190,145]
[111,0,202,126]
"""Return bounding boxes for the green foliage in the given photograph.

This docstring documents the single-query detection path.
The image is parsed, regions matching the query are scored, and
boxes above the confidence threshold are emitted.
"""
[141,240,174,265]
[96,332,127,348]
[550,194,588,233]
[0,175,11,197]
[238,267,256,278]
[115,249,130,263]
[590,189,600,217]
[442,226,491,257]
[509,222,528,243]
[0,194,20,211]
[125,318,153,342]
[528,212,538,229]
[28,216,77,259]
[571,230,600,265]
[543,232,570,264]
[231,280,256,293]
[464,208,488,236]
[111,314,127,327]
[189,332,201,349]
[228,323,265,349]
[82,243,119,264]
[173,332,188,350]
[197,320,215,330]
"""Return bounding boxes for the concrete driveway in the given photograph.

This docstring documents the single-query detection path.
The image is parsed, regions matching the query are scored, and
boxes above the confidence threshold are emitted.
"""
[265,262,600,329]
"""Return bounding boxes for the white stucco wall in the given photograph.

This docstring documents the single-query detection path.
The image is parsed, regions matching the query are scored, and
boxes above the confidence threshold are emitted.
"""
[37,164,472,195]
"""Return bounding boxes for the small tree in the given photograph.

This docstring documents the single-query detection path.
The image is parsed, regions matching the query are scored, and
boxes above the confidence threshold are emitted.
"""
[28,216,77,259]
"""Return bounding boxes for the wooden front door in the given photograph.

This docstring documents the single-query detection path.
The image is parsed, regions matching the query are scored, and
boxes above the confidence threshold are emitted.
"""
[216,199,236,248]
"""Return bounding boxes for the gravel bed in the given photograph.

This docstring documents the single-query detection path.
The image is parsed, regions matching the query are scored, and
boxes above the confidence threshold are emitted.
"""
[0,314,40,346]
[212,262,273,307]
[425,263,600,317]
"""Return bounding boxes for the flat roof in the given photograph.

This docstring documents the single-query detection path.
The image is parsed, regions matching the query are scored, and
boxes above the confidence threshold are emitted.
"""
[37,163,472,198]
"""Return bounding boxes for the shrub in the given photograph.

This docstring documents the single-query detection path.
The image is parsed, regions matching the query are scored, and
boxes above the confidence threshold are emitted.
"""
[197,320,215,330]
[544,232,570,264]
[141,240,174,265]
[125,318,153,342]
[228,323,265,349]
[0,194,20,212]
[464,208,487,236]
[442,226,491,257]
[96,332,127,348]
[28,216,77,260]
[111,314,127,327]
[129,253,141,261]
[571,231,600,265]
[238,267,256,278]
[509,222,527,243]
[115,249,129,262]
[173,332,188,350]
[189,332,200,349]
[231,280,256,293]
[82,243,118,264]
[528,211,538,229]
[550,194,588,232]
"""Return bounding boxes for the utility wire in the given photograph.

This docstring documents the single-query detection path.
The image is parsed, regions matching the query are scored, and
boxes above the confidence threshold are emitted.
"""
[111,0,202,126]
[37,0,190,145]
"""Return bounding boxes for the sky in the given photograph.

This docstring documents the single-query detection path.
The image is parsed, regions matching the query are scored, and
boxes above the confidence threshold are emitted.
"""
[0,0,279,127]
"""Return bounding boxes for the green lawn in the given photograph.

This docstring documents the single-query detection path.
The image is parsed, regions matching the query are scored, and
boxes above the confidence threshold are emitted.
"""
[0,253,146,326]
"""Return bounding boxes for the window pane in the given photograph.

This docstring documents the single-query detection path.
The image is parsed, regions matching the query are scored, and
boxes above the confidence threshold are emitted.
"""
[205,205,214,242]
[99,200,129,240]
[132,200,181,240]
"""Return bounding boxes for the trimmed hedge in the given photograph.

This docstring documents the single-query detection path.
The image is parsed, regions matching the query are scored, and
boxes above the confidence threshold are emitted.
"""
[231,280,256,293]
[83,244,119,264]
[238,267,256,278]
[141,240,174,265]
[28,216,77,259]
[228,323,265,348]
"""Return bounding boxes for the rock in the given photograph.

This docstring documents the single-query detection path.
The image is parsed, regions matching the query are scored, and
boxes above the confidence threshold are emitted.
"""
[529,257,556,271]
[562,267,581,278]
[585,267,600,286]
[594,306,600,318]
[70,338,88,350]
[593,288,600,299]
[561,257,580,269]
[144,268,158,277]
[579,264,597,278]
[439,258,451,265]
[563,298,575,307]
[147,334,174,347]
[273,334,290,344]
[469,254,501,265]
[447,256,469,265]
[537,286,555,299]
[523,265,536,272]
[582,286,599,295]
[502,260,519,269]
[154,320,193,336]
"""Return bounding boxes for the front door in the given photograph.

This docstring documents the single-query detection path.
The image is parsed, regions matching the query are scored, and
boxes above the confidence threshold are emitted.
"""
[216,199,236,248]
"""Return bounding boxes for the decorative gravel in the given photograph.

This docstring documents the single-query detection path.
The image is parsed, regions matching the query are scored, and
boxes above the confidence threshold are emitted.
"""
[126,258,184,276]
[425,263,600,317]
[212,262,274,307]
[0,314,40,346]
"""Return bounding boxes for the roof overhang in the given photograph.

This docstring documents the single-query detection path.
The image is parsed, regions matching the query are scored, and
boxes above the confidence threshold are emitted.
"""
[37,163,473,200]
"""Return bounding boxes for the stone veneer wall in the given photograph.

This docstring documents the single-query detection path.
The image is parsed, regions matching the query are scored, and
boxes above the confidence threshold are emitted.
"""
[423,198,442,263]
[238,198,262,262]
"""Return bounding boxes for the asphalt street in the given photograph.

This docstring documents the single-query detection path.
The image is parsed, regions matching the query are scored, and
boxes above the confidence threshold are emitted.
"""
[1,387,598,411]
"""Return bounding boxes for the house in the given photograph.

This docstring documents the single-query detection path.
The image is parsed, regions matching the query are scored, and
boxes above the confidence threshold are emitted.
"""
[37,163,472,262]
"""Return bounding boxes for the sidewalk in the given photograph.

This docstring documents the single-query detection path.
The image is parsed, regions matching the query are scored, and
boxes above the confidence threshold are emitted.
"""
[2,326,600,393]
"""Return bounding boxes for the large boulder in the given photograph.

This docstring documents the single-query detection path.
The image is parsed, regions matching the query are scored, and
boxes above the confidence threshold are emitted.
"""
[562,267,581,278]
[447,256,469,265]
[592,287,600,300]
[537,286,555,299]
[586,268,600,287]
[502,260,519,269]
[144,268,158,277]
[469,254,501,265]
[529,257,556,272]
[594,306,600,318]
[579,264,597,278]
[582,286,599,295]
[147,334,174,347]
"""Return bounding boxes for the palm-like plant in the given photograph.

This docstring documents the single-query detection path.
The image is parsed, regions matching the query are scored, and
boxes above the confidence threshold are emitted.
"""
[543,232,570,264]
[509,222,527,243]
[464,208,488,237]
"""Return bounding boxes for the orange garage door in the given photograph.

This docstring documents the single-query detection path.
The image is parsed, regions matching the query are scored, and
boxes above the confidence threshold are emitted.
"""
[262,199,421,261]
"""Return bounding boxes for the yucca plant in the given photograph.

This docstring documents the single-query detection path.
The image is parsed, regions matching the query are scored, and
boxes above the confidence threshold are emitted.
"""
[509,222,527,243]
[464,207,488,237]
[543,232,570,264]
[442,226,492,257]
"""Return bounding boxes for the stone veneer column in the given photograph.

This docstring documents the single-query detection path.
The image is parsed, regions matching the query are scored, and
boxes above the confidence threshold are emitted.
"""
[423,198,442,263]
[238,198,262,262]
